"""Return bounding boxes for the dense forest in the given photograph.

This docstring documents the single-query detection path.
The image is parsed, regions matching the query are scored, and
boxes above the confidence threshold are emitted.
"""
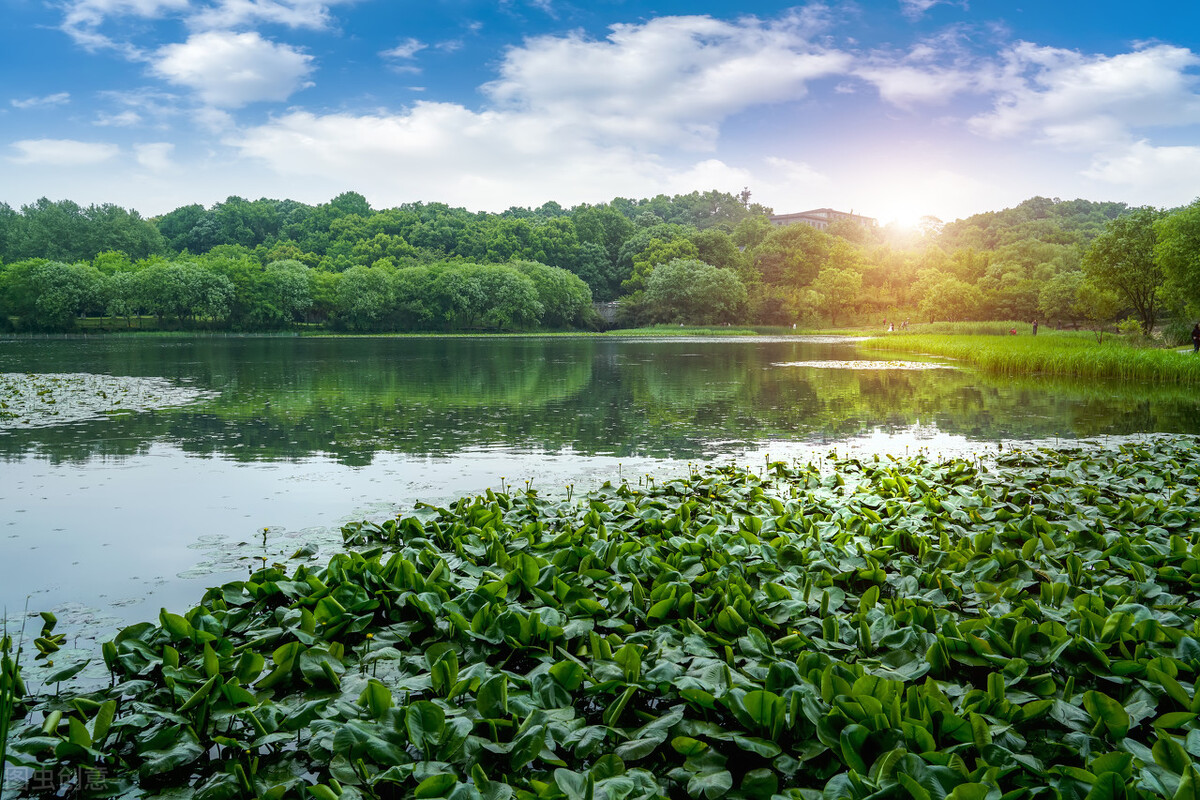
[1,189,1198,337]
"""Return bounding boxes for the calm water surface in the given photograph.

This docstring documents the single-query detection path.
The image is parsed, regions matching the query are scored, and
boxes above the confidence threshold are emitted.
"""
[2,335,1198,651]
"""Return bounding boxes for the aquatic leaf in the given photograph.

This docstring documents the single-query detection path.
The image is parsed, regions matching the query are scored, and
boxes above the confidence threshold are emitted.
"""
[406,701,446,754]
[477,674,508,719]
[1083,691,1130,739]
[550,660,585,692]
[414,774,457,799]
[553,769,594,800]
[358,679,394,718]
[687,770,733,800]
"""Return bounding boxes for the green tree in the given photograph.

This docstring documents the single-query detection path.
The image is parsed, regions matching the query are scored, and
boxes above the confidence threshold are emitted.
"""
[1076,280,1122,341]
[1082,206,1165,331]
[1037,271,1085,327]
[102,270,142,327]
[0,260,103,330]
[257,260,313,328]
[811,265,863,327]
[335,264,395,330]
[643,258,747,325]
[471,265,543,330]
[511,261,594,329]
[754,224,831,288]
[624,236,700,293]
[918,275,981,323]
[732,216,772,251]
[1154,198,1200,319]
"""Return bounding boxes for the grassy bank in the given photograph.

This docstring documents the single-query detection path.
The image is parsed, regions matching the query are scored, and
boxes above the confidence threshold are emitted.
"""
[7,437,1200,799]
[865,329,1200,385]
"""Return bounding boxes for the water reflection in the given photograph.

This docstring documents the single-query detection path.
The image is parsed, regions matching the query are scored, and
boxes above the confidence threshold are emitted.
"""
[1,335,1198,464]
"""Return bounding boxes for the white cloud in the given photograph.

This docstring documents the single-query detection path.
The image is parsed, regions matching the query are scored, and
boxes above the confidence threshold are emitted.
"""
[231,106,748,210]
[854,26,996,108]
[225,15,855,208]
[10,139,120,166]
[194,107,237,131]
[188,0,354,31]
[899,0,966,21]
[62,0,189,52]
[11,93,72,109]
[482,14,852,149]
[134,142,175,171]
[151,31,314,107]
[969,43,1200,147]
[381,38,426,60]
[95,110,144,126]
[1083,141,1200,205]
[855,63,976,107]
[762,156,832,189]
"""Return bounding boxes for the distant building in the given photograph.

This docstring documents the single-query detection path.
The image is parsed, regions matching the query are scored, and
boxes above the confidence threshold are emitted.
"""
[768,208,877,230]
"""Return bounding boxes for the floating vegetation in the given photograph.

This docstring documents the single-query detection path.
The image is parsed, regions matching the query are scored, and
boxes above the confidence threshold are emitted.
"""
[774,360,957,371]
[0,373,215,430]
[6,437,1200,799]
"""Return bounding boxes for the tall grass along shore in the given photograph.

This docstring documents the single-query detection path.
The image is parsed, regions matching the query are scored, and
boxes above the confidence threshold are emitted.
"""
[866,330,1200,385]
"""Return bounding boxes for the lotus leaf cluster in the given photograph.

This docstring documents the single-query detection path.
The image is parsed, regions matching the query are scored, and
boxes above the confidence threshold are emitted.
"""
[6,437,1200,800]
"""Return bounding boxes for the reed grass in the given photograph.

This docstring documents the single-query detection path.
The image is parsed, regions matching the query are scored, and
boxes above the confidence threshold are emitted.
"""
[0,621,26,793]
[864,331,1200,385]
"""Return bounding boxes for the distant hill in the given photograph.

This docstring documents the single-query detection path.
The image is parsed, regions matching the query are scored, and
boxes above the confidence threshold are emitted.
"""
[938,196,1128,250]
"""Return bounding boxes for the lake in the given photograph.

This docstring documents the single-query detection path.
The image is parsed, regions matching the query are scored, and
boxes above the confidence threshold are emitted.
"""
[2,334,1198,656]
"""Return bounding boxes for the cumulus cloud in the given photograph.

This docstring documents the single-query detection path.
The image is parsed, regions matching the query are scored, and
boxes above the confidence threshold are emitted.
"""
[482,14,852,149]
[223,15,855,207]
[230,106,745,210]
[1083,141,1200,204]
[11,93,72,109]
[9,139,120,166]
[151,31,314,107]
[854,63,976,107]
[134,142,175,171]
[969,43,1200,147]
[854,26,998,108]
[188,0,355,31]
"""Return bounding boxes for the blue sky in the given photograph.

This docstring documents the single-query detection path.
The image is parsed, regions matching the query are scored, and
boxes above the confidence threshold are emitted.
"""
[2,0,1199,225]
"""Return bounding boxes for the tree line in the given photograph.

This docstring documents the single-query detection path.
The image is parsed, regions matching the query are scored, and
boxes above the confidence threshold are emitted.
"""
[1,190,1198,336]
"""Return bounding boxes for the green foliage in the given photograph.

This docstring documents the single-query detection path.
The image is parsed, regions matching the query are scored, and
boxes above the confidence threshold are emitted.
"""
[641,258,748,325]
[916,272,982,323]
[1,198,165,263]
[1082,207,1166,332]
[0,189,1182,330]
[811,244,865,326]
[940,196,1127,251]
[1154,198,1200,319]
[12,438,1200,799]
[0,259,104,331]
[754,223,831,288]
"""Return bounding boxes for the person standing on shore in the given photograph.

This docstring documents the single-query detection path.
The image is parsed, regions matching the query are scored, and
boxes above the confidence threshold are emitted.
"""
[1192,322,1200,353]
[1032,320,1038,336]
